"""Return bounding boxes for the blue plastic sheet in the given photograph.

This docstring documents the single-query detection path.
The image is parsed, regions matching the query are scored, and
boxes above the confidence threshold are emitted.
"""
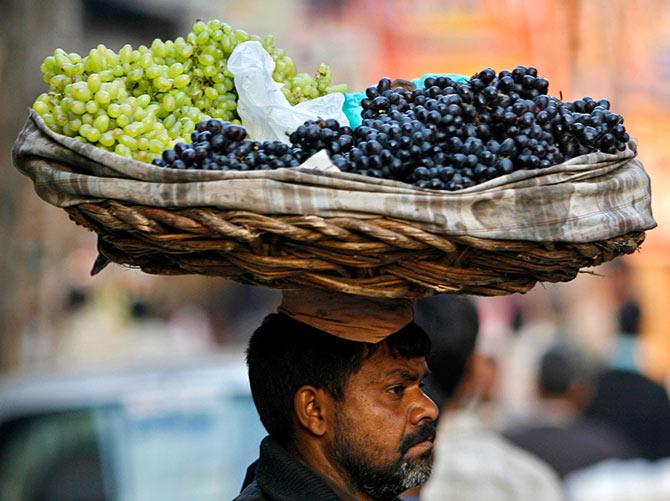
[343,73,470,129]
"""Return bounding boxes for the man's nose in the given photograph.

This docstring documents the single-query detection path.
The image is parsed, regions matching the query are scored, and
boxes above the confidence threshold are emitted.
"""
[411,389,439,424]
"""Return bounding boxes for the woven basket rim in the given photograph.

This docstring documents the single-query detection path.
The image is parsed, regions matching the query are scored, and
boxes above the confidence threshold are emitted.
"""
[64,199,647,298]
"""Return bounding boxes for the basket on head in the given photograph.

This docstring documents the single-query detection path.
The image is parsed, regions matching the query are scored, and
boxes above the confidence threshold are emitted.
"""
[13,111,655,298]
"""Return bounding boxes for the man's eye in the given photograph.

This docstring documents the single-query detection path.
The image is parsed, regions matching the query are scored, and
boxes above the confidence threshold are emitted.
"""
[388,385,405,396]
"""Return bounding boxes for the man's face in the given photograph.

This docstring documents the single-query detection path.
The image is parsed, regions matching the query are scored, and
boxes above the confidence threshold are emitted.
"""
[326,345,439,499]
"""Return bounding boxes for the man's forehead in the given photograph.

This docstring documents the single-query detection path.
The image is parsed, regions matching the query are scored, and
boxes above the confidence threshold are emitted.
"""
[356,347,428,381]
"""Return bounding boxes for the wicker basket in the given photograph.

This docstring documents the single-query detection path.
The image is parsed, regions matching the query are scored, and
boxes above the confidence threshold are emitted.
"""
[65,200,646,298]
[13,111,654,298]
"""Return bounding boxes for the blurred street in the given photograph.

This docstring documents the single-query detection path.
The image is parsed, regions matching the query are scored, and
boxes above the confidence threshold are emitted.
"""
[1,1,670,500]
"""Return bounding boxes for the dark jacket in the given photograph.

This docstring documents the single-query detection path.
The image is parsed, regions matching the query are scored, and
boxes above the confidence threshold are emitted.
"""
[584,369,670,461]
[505,417,636,478]
[235,436,343,501]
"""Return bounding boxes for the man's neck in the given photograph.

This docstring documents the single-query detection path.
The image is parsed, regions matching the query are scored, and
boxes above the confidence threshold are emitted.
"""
[535,397,579,425]
[290,438,375,501]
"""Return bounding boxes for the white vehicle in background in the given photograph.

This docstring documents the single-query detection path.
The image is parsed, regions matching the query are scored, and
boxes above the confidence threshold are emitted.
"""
[0,353,266,501]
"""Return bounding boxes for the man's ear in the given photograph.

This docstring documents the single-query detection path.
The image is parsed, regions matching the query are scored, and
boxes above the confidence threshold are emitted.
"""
[294,385,332,437]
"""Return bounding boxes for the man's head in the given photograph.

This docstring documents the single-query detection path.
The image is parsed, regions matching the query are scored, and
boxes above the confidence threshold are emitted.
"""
[538,344,594,410]
[246,312,438,498]
[618,299,641,337]
[415,296,479,408]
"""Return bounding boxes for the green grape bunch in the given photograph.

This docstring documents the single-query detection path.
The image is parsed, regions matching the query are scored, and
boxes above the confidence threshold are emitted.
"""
[32,19,347,163]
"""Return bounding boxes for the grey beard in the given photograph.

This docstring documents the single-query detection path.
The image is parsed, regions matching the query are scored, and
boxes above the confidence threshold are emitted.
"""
[352,455,432,500]
[399,458,432,490]
[329,414,436,499]
[331,445,433,500]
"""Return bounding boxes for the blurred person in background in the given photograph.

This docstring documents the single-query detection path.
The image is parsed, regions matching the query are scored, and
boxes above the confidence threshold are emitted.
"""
[415,295,564,501]
[504,344,636,479]
[583,294,670,461]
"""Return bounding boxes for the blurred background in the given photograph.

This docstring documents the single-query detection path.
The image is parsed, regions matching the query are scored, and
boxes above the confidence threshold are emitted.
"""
[1,0,669,500]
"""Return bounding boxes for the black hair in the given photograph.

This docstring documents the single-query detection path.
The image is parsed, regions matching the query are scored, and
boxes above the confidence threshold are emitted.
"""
[246,312,430,446]
[618,299,641,337]
[414,295,479,405]
[65,287,88,312]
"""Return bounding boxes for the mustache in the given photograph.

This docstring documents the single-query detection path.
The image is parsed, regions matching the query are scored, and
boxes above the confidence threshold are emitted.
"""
[400,421,437,455]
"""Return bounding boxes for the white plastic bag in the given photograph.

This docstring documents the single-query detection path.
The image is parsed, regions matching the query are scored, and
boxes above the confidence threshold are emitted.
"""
[227,41,349,143]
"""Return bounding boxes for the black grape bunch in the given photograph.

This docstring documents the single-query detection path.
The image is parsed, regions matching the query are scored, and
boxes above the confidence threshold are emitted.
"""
[154,66,631,192]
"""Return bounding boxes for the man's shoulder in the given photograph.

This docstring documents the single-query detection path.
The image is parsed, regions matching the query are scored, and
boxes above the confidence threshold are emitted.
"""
[234,480,272,501]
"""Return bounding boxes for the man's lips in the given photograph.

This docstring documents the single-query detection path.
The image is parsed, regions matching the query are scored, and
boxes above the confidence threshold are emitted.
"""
[401,423,437,455]
[408,438,434,453]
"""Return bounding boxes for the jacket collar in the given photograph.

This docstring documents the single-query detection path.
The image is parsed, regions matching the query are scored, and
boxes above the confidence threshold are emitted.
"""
[255,436,343,501]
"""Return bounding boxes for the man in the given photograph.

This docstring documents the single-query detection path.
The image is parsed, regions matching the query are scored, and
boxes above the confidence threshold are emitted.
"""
[584,298,670,461]
[504,344,635,479]
[236,292,439,500]
[416,295,564,501]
